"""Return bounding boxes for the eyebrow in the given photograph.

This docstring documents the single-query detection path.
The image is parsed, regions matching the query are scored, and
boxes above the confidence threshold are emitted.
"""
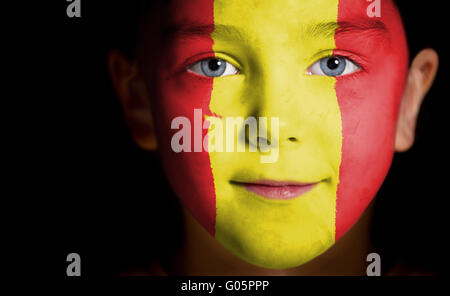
[168,19,389,42]
[167,23,243,40]
[306,19,389,39]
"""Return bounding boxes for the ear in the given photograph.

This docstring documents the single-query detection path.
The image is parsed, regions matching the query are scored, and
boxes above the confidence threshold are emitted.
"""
[108,50,157,150]
[395,48,439,152]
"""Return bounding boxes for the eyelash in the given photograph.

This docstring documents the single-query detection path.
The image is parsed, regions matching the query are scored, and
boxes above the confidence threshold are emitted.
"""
[183,51,367,79]
[311,53,365,78]
[181,52,241,75]
[328,51,368,73]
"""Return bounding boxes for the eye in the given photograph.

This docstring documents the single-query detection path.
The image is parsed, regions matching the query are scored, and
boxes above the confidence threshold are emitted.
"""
[187,58,239,77]
[307,56,360,77]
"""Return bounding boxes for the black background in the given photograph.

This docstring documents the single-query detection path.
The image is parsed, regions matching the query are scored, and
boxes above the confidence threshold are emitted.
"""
[34,0,449,277]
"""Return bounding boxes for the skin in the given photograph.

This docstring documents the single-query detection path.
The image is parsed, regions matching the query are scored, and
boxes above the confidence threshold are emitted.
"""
[108,0,438,275]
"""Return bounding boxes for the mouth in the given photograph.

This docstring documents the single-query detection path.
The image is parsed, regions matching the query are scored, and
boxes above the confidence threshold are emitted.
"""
[231,180,318,200]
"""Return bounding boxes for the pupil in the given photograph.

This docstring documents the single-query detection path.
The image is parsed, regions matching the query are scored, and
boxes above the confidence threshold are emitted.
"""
[327,57,340,70]
[208,59,222,71]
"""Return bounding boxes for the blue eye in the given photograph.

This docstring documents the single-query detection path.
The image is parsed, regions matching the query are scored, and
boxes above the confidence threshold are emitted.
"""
[307,56,360,77]
[187,58,239,77]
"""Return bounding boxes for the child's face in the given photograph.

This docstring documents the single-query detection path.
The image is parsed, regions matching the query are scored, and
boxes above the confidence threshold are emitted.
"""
[138,0,408,269]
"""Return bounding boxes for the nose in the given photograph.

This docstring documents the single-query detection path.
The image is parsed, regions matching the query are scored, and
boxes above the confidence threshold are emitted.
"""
[242,115,299,155]
[288,137,299,143]
[247,60,312,148]
[247,87,304,149]
[243,117,279,152]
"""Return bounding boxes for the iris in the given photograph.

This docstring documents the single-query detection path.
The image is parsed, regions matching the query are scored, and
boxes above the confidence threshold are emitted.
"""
[320,57,346,76]
[201,58,226,77]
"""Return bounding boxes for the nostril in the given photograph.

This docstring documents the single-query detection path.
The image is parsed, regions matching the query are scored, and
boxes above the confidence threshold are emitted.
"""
[288,137,298,143]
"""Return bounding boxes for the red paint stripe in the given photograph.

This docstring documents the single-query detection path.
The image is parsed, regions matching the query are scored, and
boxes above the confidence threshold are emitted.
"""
[334,0,408,240]
[151,0,217,236]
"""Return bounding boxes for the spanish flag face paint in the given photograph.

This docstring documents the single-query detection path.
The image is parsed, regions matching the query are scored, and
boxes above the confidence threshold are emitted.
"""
[141,0,408,269]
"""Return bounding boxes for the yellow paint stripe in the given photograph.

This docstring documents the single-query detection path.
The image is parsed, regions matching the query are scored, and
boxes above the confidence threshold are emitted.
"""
[208,0,341,269]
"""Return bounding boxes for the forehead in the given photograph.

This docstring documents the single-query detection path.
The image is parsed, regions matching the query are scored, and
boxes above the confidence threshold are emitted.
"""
[170,0,337,21]
[170,0,336,38]
[162,0,398,45]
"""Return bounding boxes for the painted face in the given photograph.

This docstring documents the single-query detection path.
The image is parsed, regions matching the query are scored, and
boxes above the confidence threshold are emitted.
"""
[138,0,408,269]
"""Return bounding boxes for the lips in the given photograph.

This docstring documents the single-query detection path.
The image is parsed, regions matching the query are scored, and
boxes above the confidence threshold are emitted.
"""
[233,180,318,200]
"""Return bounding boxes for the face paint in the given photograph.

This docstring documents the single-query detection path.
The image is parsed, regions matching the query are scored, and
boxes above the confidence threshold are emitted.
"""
[139,0,408,269]
[334,0,408,240]
[142,0,217,236]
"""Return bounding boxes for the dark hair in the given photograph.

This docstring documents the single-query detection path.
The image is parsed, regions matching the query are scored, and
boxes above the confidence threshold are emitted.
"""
[103,0,172,59]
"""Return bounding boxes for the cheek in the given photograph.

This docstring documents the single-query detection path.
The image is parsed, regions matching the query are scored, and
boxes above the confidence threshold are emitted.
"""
[334,57,408,241]
[150,73,218,236]
[334,0,409,241]
[147,0,218,236]
[335,72,401,240]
